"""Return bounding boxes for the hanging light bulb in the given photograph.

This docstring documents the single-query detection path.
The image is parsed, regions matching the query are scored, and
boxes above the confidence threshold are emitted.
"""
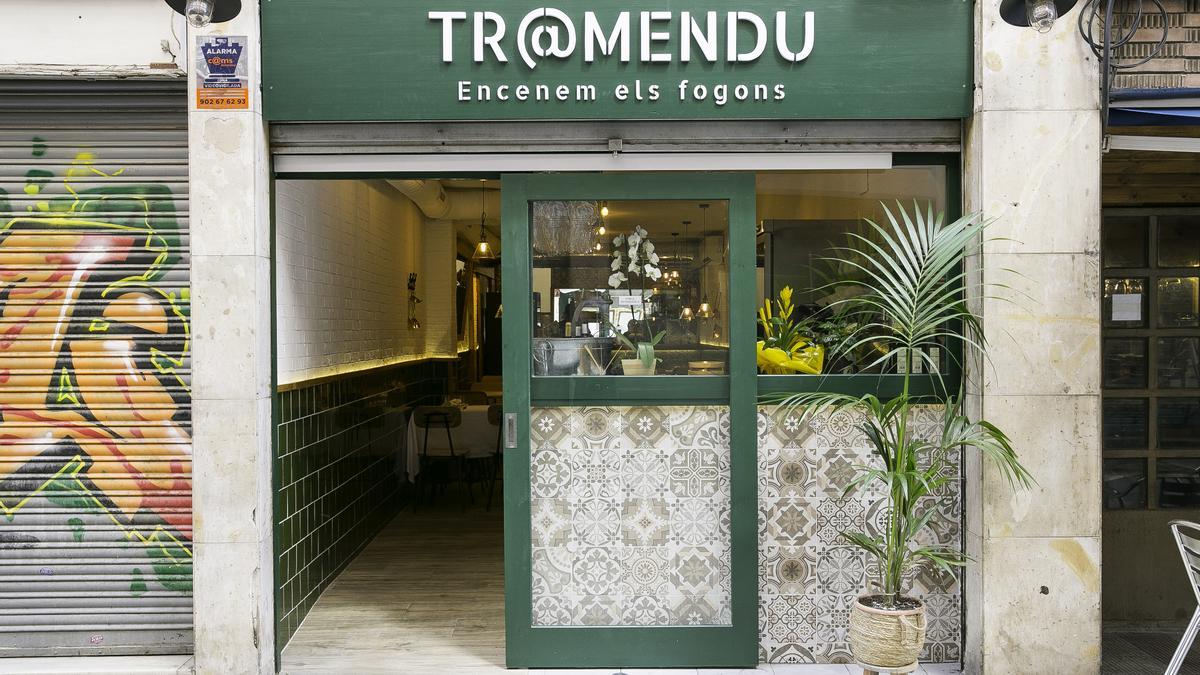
[695,204,712,318]
[600,201,610,218]
[472,180,498,265]
[597,225,606,236]
[679,218,695,320]
[185,0,215,26]
[1025,0,1057,33]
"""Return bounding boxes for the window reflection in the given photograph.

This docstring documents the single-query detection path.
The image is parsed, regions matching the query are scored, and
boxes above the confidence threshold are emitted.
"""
[531,200,728,376]
[1158,459,1200,508]
[1104,459,1147,510]
[754,167,947,375]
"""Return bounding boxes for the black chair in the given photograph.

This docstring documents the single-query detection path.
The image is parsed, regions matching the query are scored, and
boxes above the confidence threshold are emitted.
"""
[485,404,503,511]
[412,405,465,509]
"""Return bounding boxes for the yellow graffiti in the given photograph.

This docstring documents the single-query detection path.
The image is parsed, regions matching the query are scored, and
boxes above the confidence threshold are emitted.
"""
[0,149,193,547]
[0,455,192,565]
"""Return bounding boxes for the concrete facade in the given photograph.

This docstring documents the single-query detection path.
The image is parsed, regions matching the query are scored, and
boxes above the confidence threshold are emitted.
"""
[0,1,1113,673]
[964,2,1102,673]
[0,0,184,78]
[185,3,275,673]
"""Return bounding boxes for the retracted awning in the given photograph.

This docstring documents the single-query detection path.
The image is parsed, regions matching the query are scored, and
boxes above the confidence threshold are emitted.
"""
[1110,107,1200,126]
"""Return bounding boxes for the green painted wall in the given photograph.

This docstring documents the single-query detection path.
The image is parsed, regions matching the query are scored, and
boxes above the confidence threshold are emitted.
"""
[262,1,971,121]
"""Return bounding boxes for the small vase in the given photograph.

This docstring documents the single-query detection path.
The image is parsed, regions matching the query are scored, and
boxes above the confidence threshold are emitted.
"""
[620,358,656,376]
[848,594,926,670]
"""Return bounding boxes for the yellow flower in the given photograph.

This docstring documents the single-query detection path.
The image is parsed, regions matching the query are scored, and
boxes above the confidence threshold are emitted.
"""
[779,286,793,307]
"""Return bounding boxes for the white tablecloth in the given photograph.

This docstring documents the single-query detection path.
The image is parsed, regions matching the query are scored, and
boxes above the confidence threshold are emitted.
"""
[401,405,498,478]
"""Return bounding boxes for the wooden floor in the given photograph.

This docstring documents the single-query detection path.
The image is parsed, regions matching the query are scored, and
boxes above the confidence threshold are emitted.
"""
[281,491,507,674]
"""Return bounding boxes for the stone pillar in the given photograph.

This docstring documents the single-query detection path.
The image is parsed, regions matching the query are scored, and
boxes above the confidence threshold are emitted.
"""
[187,3,275,673]
[964,2,1102,673]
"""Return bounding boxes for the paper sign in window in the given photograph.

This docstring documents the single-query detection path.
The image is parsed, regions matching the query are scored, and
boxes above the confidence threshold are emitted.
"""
[1112,293,1142,322]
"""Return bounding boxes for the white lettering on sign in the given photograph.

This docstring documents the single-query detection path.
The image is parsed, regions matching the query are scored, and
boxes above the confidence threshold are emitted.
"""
[583,11,630,63]
[430,8,816,69]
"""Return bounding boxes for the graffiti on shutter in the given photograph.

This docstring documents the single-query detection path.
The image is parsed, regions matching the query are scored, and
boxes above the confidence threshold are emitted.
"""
[0,138,192,615]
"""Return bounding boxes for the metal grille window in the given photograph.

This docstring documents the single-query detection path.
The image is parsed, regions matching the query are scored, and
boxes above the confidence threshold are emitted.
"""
[1103,209,1200,510]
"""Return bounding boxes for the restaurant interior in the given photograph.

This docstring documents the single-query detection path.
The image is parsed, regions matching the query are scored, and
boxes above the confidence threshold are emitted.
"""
[270,165,949,670]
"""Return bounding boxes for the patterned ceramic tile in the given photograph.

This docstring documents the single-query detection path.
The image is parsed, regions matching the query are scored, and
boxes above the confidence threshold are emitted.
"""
[757,405,961,665]
[530,405,731,627]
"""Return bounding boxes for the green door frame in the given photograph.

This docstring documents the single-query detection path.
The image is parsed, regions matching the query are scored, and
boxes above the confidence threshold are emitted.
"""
[501,173,758,668]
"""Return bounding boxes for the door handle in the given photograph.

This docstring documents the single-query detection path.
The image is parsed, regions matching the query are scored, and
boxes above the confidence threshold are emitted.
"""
[504,413,518,449]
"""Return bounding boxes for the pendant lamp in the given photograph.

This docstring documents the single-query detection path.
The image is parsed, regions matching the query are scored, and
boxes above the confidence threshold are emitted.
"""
[679,219,695,321]
[472,180,498,266]
[696,204,713,319]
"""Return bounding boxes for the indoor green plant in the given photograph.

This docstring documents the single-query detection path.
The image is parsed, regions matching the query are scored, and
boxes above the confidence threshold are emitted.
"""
[772,203,1034,669]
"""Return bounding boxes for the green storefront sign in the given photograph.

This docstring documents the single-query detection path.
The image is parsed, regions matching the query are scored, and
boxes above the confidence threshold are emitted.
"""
[262,1,972,122]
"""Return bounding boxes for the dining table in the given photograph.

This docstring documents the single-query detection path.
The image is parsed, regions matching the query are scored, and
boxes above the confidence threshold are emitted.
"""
[400,404,499,479]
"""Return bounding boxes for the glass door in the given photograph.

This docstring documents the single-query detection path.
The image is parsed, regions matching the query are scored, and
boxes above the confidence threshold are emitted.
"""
[501,173,757,668]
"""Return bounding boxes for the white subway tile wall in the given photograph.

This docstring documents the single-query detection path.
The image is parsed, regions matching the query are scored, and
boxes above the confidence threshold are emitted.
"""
[274,180,457,383]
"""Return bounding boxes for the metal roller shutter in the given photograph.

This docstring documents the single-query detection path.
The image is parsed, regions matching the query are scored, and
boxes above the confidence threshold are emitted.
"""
[0,79,192,657]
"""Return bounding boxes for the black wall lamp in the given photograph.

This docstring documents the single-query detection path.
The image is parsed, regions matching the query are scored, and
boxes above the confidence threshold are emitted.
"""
[999,0,1079,33]
[164,0,242,28]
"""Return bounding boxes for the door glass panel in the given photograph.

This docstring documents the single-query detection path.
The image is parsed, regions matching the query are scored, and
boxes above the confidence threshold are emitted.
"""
[1158,398,1200,449]
[1157,277,1200,328]
[1103,338,1147,389]
[1104,216,1149,269]
[530,199,729,376]
[1158,217,1200,268]
[1104,459,1147,510]
[1104,398,1148,451]
[1157,338,1200,389]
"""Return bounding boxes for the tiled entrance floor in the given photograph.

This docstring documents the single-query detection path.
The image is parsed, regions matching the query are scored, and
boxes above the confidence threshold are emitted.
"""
[281,491,961,675]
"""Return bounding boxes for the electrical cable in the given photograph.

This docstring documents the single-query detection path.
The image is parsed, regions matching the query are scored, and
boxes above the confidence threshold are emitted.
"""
[1077,0,1169,130]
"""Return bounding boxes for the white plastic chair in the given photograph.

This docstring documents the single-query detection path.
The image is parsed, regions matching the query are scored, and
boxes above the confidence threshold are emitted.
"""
[1167,520,1200,675]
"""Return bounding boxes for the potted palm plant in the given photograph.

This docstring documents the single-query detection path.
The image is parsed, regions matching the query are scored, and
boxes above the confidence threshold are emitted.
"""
[772,203,1034,670]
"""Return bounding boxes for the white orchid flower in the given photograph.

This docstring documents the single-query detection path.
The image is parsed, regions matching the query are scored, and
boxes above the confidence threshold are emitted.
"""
[613,235,624,246]
[608,272,626,288]
[648,252,660,265]
[635,226,648,238]
[628,261,638,273]
[649,267,663,281]
[611,257,622,271]
[644,241,655,254]
[628,233,641,247]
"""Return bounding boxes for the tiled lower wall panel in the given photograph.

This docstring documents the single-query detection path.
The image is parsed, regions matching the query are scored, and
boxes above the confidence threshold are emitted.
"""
[757,405,961,664]
[529,406,733,627]
[273,362,447,651]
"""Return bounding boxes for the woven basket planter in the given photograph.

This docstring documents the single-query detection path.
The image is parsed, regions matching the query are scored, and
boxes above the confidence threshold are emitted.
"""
[848,595,927,670]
